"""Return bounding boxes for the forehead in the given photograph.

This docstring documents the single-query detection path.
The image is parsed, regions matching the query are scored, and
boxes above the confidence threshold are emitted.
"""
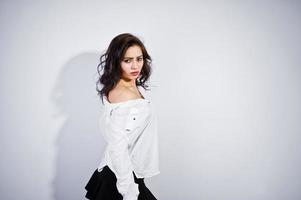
[124,45,142,57]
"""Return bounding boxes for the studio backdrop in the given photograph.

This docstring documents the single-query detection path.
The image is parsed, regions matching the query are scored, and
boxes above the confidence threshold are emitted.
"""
[1,1,301,200]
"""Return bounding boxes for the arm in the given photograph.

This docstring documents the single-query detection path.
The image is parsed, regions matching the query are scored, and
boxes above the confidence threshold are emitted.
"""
[107,105,139,200]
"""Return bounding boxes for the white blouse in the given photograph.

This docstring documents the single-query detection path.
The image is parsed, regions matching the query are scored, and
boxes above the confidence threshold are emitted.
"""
[97,87,160,200]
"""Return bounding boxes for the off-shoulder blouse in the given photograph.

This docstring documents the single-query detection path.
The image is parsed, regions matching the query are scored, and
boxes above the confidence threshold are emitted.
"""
[96,88,160,199]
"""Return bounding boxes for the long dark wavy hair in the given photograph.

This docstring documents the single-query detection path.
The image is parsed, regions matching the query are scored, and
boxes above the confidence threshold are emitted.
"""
[96,33,152,104]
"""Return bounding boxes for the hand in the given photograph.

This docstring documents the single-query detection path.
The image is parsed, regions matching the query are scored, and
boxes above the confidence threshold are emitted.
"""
[123,182,139,200]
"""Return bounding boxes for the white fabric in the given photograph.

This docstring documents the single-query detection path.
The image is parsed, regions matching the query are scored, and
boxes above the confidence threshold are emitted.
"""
[97,87,160,199]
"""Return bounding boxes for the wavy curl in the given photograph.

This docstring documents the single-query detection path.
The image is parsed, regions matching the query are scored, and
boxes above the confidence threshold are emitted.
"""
[96,33,152,104]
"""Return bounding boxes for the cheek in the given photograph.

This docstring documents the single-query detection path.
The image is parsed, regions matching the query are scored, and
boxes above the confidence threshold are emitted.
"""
[121,63,131,73]
[139,61,144,68]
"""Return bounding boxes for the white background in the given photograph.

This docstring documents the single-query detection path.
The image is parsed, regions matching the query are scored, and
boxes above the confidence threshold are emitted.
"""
[1,0,301,200]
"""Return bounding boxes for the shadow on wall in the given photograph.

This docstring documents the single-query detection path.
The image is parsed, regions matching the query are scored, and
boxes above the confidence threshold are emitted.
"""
[51,52,106,200]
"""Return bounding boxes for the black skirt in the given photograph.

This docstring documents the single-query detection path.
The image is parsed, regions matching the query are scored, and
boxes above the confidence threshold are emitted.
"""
[85,165,157,200]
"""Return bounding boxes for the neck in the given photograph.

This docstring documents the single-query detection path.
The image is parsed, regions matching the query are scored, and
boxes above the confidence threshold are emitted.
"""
[118,77,136,88]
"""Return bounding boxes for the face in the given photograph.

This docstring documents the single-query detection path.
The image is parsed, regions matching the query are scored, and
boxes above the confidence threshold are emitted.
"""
[120,45,144,80]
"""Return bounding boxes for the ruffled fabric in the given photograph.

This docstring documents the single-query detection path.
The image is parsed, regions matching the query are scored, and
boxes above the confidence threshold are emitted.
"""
[85,166,122,200]
[85,165,157,200]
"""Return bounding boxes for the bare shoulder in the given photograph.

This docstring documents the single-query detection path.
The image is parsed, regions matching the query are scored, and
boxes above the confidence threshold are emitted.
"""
[108,86,140,103]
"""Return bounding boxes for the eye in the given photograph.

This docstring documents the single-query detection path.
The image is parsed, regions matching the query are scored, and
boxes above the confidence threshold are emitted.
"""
[124,59,131,63]
[137,57,143,62]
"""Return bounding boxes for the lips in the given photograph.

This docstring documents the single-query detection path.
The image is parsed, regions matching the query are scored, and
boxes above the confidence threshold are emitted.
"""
[130,71,139,75]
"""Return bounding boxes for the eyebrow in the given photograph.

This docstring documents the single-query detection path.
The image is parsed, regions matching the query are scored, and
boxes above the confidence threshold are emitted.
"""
[123,55,143,59]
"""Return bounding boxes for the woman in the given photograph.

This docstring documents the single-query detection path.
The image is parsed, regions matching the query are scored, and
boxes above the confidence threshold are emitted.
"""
[85,33,160,200]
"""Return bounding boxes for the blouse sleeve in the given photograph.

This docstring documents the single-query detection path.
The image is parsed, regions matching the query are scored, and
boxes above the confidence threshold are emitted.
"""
[106,105,140,199]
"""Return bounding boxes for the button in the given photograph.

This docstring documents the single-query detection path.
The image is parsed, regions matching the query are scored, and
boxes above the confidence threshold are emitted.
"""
[133,117,136,120]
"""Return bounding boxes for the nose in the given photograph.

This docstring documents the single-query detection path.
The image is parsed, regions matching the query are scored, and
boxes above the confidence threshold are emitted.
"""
[131,60,139,69]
